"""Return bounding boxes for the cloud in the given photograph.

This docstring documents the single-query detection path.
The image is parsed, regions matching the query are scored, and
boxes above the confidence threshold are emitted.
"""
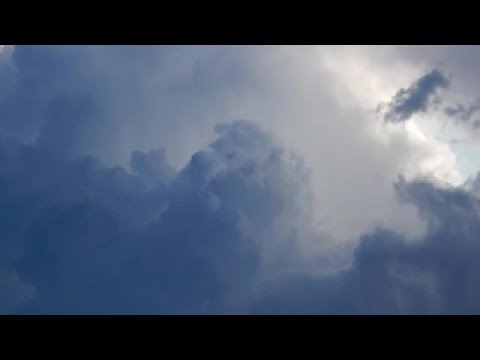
[0,45,477,314]
[442,98,480,132]
[0,44,436,247]
[382,69,450,123]
[389,46,480,136]
[2,114,479,314]
[251,177,480,314]
[0,115,323,313]
[130,148,176,189]
[444,99,480,122]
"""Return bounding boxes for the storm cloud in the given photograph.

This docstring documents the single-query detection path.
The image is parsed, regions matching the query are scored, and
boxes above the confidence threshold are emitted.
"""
[2,115,480,314]
[252,178,480,314]
[1,45,480,314]
[0,116,319,313]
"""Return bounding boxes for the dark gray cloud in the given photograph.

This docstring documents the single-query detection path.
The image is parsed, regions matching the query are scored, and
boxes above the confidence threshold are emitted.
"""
[443,99,480,132]
[3,112,480,314]
[252,177,480,314]
[2,46,480,314]
[444,100,480,122]
[0,114,316,313]
[382,69,450,123]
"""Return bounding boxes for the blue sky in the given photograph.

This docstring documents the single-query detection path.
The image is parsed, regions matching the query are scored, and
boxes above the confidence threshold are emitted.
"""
[1,45,480,314]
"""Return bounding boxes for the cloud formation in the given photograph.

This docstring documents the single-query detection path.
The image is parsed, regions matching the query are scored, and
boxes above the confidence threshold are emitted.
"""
[444,99,480,122]
[2,113,480,314]
[252,177,480,314]
[0,114,323,313]
[442,99,480,131]
[382,69,450,123]
[0,45,450,246]
[1,45,480,314]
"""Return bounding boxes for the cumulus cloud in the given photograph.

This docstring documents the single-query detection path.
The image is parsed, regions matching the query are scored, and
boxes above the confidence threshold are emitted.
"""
[252,178,480,314]
[0,44,438,247]
[0,114,327,313]
[381,69,450,123]
[1,45,479,314]
[2,114,479,314]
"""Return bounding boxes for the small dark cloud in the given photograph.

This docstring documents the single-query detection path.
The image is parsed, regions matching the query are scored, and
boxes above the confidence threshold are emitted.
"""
[382,69,450,123]
[444,98,480,123]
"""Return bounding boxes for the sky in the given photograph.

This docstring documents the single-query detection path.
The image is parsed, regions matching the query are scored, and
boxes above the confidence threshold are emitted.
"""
[1,45,480,314]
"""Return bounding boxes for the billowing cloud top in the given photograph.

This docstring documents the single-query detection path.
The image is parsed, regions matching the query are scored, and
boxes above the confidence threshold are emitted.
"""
[1,45,480,314]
